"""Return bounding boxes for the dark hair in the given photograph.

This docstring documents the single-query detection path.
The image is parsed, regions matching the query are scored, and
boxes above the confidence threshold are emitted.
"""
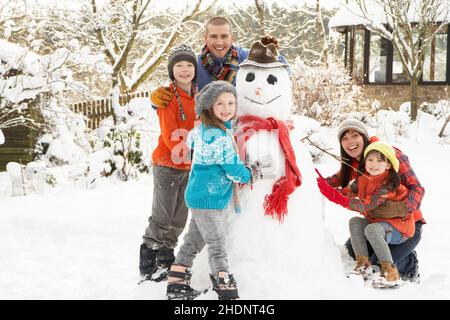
[205,17,232,34]
[339,130,370,188]
[364,150,401,190]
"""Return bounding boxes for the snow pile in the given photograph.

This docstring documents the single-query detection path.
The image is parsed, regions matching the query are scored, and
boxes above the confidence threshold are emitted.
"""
[2,110,449,299]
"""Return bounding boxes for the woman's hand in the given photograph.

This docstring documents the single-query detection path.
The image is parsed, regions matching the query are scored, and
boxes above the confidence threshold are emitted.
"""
[315,169,350,208]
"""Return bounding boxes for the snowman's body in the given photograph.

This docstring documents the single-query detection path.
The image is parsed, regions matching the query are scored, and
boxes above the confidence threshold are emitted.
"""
[221,55,342,298]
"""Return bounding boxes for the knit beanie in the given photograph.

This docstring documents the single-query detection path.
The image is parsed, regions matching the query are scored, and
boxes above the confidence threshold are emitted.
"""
[195,80,237,116]
[337,118,369,141]
[167,44,198,82]
[364,141,400,172]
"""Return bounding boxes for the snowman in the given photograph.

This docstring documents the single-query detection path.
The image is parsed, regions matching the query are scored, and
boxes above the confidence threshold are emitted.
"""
[223,37,344,298]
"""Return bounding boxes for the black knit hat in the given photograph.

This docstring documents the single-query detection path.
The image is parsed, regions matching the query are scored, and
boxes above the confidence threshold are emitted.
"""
[167,44,198,83]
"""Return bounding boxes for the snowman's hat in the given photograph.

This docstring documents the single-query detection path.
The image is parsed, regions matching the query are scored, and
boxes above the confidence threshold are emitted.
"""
[239,38,287,69]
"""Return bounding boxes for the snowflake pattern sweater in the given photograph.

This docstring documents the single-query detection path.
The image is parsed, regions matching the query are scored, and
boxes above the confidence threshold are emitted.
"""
[184,121,251,210]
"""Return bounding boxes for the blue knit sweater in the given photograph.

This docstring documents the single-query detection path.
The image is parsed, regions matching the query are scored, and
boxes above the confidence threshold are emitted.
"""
[185,121,251,210]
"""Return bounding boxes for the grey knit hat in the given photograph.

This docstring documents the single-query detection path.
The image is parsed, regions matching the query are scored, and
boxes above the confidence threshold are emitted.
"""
[195,81,237,116]
[337,118,369,141]
[167,44,198,82]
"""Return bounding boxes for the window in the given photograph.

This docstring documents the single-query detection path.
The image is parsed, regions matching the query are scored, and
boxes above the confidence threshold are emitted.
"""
[352,29,365,82]
[423,25,448,82]
[392,47,409,83]
[369,34,389,83]
[345,30,351,69]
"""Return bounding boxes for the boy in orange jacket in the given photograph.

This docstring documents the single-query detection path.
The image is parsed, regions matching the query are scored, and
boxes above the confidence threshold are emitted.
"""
[139,44,197,282]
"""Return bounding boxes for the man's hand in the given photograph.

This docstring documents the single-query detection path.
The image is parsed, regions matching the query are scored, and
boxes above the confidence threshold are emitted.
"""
[150,86,173,109]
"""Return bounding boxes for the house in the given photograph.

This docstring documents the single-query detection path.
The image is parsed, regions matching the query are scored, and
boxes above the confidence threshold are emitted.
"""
[329,2,450,109]
[0,40,45,171]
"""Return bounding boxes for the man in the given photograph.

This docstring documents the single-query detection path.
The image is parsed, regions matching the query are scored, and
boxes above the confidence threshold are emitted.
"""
[150,16,288,108]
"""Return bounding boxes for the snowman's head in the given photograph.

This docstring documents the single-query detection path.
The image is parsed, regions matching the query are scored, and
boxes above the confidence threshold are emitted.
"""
[236,64,292,120]
[235,39,292,121]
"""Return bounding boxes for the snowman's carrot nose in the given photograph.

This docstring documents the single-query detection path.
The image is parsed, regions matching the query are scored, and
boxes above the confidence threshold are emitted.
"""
[255,88,262,96]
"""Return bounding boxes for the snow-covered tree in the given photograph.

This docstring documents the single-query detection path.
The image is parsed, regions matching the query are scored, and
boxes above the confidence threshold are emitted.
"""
[72,0,215,124]
[224,1,339,65]
[354,0,450,121]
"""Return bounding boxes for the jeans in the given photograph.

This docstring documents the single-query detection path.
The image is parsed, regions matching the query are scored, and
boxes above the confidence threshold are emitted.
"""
[345,221,423,277]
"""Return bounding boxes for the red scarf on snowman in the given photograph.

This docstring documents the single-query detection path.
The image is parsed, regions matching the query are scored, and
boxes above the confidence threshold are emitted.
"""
[235,114,302,223]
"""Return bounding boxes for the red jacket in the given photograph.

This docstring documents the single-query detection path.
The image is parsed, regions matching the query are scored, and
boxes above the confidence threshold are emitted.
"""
[346,172,416,238]
[151,83,196,170]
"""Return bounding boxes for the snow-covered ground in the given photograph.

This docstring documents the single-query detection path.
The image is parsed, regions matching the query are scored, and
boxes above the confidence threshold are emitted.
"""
[0,111,449,299]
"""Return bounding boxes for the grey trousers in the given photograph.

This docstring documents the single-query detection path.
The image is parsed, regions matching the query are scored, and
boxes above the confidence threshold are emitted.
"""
[349,216,399,264]
[142,166,189,249]
[175,208,229,275]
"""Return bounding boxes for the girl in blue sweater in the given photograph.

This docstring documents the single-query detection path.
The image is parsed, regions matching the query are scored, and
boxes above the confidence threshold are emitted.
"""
[166,81,268,300]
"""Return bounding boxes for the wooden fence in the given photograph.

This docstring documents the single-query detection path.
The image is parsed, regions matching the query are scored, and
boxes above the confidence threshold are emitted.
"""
[70,91,151,130]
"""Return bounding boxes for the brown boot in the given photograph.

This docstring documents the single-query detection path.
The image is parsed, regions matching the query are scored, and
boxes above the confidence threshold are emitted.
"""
[349,255,373,280]
[372,261,403,289]
[380,261,400,281]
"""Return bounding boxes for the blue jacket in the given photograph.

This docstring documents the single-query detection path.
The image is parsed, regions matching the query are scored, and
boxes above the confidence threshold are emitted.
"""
[185,121,251,210]
[196,45,290,91]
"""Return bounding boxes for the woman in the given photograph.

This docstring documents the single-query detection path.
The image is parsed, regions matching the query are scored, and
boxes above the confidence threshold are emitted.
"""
[324,118,425,283]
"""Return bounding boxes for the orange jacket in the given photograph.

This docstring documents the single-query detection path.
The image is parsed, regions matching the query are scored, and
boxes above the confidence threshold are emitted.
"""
[151,83,196,170]
[353,173,416,238]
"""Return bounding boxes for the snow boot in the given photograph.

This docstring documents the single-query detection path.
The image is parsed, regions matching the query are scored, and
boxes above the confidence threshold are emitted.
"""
[210,271,239,300]
[348,255,374,280]
[401,250,420,284]
[372,261,403,289]
[151,247,175,282]
[139,243,158,280]
[166,265,203,300]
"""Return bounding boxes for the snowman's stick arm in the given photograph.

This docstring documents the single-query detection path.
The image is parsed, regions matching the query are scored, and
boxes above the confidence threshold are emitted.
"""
[300,135,366,177]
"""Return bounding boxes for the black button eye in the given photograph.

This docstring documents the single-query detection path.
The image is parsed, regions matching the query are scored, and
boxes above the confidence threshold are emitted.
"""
[267,74,277,85]
[245,72,255,82]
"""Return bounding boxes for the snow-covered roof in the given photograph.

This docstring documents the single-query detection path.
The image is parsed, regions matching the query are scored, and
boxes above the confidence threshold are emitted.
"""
[329,1,450,29]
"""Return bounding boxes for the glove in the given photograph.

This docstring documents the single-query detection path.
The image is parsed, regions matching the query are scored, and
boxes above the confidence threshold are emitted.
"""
[248,155,275,180]
[315,168,350,208]
[248,163,262,180]
[257,155,276,177]
[150,86,173,108]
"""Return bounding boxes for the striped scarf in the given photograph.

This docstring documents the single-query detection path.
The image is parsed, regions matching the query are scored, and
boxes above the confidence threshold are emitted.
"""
[200,45,239,84]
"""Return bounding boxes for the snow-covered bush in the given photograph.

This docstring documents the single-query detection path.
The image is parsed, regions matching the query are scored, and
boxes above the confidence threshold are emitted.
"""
[420,100,450,121]
[86,97,159,182]
[291,59,374,126]
[102,125,149,181]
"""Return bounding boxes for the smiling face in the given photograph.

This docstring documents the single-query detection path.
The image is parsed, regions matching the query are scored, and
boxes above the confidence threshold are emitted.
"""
[173,61,195,86]
[365,151,391,176]
[212,92,237,122]
[340,130,365,160]
[236,65,292,120]
[205,24,234,59]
